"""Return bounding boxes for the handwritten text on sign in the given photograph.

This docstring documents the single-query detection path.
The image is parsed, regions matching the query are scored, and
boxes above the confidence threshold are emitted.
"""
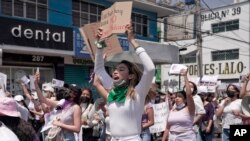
[149,102,169,133]
[100,1,132,39]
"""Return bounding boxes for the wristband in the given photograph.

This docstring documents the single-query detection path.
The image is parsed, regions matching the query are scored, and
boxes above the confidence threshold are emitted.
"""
[134,46,142,51]
[94,40,107,49]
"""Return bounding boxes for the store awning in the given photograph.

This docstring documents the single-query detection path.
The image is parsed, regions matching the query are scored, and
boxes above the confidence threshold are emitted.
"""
[105,39,179,66]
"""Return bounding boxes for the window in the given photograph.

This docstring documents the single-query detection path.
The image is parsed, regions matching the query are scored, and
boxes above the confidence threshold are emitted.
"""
[72,0,105,27]
[1,0,48,21]
[180,53,196,63]
[211,49,239,61]
[132,13,148,37]
[212,19,239,33]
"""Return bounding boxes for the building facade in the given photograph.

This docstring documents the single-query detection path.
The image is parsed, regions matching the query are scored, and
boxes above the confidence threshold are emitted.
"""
[161,1,250,91]
[0,0,177,95]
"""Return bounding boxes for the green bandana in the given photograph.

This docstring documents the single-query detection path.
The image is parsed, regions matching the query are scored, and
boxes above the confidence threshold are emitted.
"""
[107,86,128,103]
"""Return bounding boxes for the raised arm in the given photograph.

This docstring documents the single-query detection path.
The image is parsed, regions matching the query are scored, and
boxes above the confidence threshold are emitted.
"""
[34,73,58,108]
[240,73,250,98]
[181,69,195,117]
[93,74,109,99]
[126,24,155,96]
[20,83,33,101]
[94,28,113,90]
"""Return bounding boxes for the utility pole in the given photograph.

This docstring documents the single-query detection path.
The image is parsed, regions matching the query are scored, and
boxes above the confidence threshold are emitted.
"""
[195,0,203,80]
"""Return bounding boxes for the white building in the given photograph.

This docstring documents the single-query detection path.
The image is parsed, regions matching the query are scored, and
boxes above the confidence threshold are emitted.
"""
[161,1,250,90]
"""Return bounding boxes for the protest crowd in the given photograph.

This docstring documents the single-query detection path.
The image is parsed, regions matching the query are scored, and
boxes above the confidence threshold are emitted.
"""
[1,6,250,141]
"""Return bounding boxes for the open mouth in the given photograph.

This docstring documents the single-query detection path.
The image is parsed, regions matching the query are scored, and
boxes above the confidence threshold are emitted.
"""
[113,76,119,80]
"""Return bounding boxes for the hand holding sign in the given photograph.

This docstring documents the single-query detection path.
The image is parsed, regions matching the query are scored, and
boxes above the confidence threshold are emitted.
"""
[169,64,188,75]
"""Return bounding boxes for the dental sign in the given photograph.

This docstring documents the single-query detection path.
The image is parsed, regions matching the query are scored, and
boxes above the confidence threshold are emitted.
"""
[0,16,73,51]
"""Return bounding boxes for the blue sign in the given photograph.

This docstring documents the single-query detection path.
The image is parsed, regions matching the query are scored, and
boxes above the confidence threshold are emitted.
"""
[74,28,91,59]
[74,29,129,59]
[119,38,129,51]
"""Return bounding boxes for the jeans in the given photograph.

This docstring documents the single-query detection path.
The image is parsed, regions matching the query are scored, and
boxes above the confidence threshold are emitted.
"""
[140,128,151,141]
[82,128,99,141]
[197,128,213,141]
[222,128,230,141]
[64,131,76,141]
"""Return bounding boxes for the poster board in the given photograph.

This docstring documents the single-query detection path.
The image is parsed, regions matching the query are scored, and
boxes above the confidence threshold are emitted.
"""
[79,22,122,62]
[100,1,132,39]
[149,102,169,133]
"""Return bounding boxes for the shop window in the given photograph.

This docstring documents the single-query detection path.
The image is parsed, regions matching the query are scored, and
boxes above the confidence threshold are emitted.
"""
[180,53,196,64]
[212,19,239,33]
[0,66,53,95]
[1,0,48,22]
[72,0,105,27]
[211,49,239,61]
[132,13,148,37]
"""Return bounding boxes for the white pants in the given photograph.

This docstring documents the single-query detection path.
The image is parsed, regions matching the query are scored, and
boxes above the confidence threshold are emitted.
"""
[111,134,142,141]
[169,130,196,141]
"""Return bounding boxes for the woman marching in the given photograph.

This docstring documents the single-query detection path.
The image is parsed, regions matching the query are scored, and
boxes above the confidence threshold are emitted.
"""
[34,73,81,141]
[162,69,196,141]
[93,23,155,141]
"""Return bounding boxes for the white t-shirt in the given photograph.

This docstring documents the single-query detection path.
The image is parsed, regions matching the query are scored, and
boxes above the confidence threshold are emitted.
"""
[193,95,206,115]
[219,99,243,129]
[0,122,19,141]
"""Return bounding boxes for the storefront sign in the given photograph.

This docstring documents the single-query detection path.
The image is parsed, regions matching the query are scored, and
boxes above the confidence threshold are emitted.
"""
[0,16,73,51]
[201,7,241,22]
[187,61,244,75]
[3,53,64,64]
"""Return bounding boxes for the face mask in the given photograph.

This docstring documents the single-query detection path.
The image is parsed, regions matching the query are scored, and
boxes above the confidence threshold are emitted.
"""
[80,96,90,103]
[227,91,235,98]
[113,79,127,87]
[176,103,186,110]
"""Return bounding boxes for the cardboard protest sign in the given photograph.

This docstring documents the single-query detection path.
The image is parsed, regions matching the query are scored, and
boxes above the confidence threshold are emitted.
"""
[79,22,122,62]
[149,102,169,133]
[100,1,132,39]
[169,64,187,75]
[200,75,218,87]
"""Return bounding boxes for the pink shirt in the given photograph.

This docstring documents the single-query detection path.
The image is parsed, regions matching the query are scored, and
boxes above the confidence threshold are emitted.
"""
[167,107,194,132]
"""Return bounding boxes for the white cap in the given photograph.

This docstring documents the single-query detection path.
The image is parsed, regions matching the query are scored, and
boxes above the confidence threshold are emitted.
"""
[14,95,24,101]
[43,86,54,93]
[42,83,54,93]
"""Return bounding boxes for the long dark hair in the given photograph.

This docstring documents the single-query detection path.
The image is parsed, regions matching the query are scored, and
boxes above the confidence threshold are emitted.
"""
[81,88,94,104]
[226,84,240,98]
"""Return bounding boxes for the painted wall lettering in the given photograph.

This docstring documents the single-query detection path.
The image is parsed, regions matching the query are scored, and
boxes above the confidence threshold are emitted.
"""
[187,61,245,75]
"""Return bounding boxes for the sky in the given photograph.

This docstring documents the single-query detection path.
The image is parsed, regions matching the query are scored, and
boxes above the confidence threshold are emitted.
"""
[170,0,234,8]
[202,0,234,8]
